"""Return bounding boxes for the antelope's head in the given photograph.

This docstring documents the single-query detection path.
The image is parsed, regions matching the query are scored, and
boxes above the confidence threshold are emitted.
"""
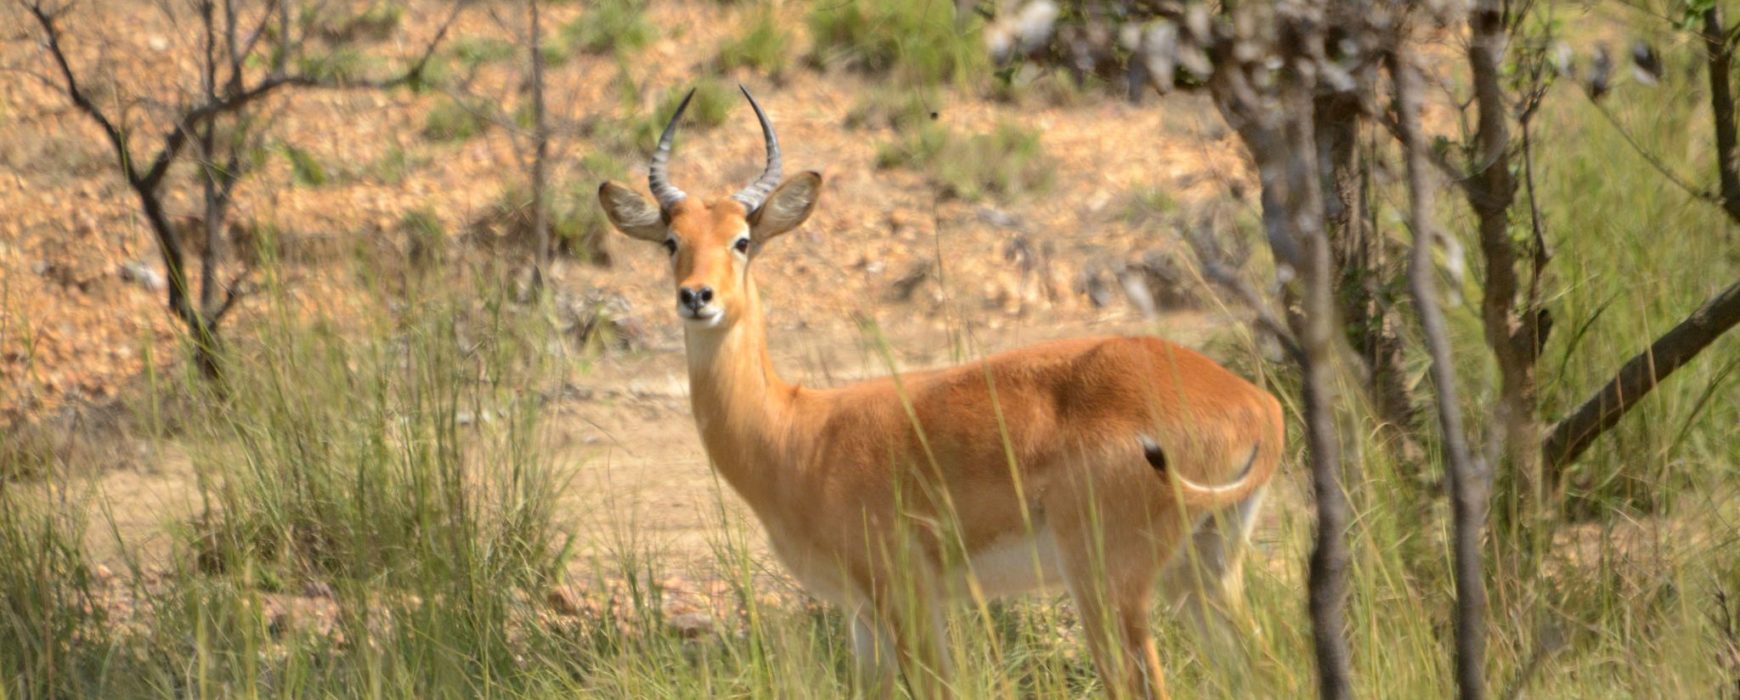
[598,86,822,330]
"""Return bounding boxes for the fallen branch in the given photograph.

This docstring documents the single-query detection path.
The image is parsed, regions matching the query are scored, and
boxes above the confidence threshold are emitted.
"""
[1544,278,1740,474]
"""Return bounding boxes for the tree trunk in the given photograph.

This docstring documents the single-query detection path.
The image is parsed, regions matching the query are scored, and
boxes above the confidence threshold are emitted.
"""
[1295,130,1354,700]
[136,182,224,381]
[1705,7,1740,223]
[1217,75,1354,699]
[1394,52,1489,700]
[1466,0,1542,536]
[528,0,550,290]
[1316,86,1420,462]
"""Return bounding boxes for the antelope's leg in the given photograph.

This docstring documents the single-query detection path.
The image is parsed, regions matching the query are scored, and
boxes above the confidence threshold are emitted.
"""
[850,607,899,699]
[856,562,952,699]
[1055,515,1181,698]
[1160,484,1269,642]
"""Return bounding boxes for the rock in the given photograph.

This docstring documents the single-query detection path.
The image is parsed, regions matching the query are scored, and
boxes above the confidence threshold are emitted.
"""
[547,587,586,617]
[666,611,713,640]
[118,261,165,291]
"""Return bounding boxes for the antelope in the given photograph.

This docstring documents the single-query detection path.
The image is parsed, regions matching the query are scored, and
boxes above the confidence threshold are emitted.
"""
[597,86,1284,699]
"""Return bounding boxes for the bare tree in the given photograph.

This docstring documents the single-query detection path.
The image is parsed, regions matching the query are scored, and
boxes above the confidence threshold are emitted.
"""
[1316,63,1422,464]
[20,0,458,381]
[435,1,607,293]
[527,0,551,289]
[1460,0,1552,534]
[1392,45,1489,700]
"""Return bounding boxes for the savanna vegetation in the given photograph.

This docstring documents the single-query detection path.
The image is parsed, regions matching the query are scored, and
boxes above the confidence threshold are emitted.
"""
[1,0,1737,698]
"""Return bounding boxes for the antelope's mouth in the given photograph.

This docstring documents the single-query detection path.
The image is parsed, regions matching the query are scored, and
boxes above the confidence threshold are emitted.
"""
[680,308,724,326]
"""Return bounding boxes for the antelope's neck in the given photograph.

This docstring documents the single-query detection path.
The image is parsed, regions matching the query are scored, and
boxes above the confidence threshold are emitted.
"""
[683,280,801,494]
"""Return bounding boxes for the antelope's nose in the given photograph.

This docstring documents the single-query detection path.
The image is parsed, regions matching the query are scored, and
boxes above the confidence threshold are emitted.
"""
[678,285,714,311]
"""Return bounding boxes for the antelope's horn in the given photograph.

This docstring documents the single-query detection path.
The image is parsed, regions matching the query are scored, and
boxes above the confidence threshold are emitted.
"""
[729,85,782,213]
[648,88,696,211]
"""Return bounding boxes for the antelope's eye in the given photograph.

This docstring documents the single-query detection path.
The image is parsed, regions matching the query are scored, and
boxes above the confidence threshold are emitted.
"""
[662,239,678,255]
[732,237,751,254]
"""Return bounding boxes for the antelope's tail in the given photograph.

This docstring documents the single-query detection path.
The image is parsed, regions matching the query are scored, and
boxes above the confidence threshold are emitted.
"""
[1141,435,1278,509]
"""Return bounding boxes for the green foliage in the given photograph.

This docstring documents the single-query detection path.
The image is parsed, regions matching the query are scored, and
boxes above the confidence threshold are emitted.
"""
[1506,52,1740,515]
[190,289,569,594]
[1121,186,1179,227]
[630,79,735,155]
[806,0,986,86]
[876,121,1052,200]
[563,0,654,56]
[563,151,630,258]
[401,208,446,269]
[294,47,370,83]
[311,2,404,42]
[0,495,110,698]
[423,96,490,142]
[451,36,516,69]
[844,87,938,131]
[366,144,423,184]
[718,8,791,76]
[279,143,328,187]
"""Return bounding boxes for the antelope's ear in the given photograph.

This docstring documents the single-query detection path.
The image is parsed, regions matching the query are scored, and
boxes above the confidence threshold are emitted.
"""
[598,181,666,241]
[748,171,822,243]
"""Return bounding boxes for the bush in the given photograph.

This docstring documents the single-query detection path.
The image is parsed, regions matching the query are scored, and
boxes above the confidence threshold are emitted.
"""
[1121,185,1179,227]
[718,9,791,77]
[191,284,571,591]
[280,144,329,187]
[844,87,938,131]
[295,47,372,83]
[423,96,490,142]
[630,79,735,155]
[563,0,653,56]
[807,0,985,86]
[451,36,516,69]
[312,2,403,42]
[401,208,446,270]
[876,121,1052,200]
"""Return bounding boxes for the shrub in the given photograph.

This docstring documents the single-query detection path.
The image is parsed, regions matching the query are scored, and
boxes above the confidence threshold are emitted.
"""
[1121,185,1179,227]
[876,121,1052,200]
[280,144,329,187]
[806,0,985,86]
[312,2,403,42]
[630,79,735,155]
[844,87,938,131]
[451,36,516,69]
[562,0,653,56]
[295,47,371,83]
[718,9,791,77]
[401,209,446,270]
[423,96,490,142]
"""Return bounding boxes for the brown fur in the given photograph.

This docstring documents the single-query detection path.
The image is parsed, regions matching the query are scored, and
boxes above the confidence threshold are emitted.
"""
[602,181,1284,699]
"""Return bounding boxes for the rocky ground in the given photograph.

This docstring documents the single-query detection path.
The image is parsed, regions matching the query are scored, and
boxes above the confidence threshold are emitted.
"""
[0,0,1263,426]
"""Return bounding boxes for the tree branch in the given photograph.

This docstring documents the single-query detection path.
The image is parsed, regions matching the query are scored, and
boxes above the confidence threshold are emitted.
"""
[1543,278,1740,473]
[23,1,134,181]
